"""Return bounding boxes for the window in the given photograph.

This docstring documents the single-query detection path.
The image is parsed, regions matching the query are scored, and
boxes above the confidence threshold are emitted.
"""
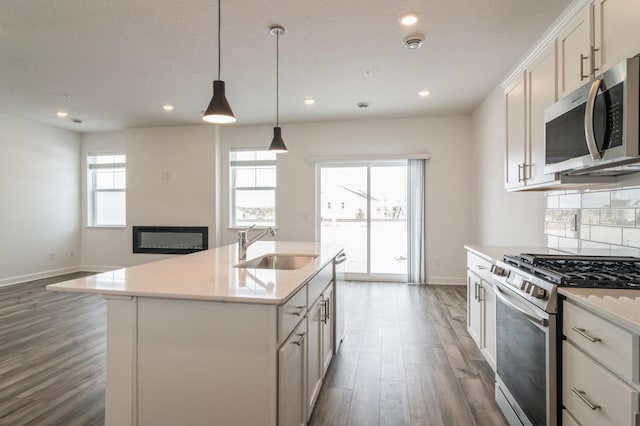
[229,148,276,227]
[87,153,126,226]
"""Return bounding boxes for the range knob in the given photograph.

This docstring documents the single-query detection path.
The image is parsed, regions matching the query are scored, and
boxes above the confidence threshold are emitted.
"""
[531,286,548,300]
[520,280,532,291]
[491,265,507,277]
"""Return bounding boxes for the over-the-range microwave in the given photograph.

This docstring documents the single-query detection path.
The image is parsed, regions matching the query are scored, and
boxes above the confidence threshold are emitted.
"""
[544,56,640,175]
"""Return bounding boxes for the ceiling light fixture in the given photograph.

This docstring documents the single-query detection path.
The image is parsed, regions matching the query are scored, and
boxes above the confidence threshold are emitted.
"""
[162,104,174,111]
[56,111,69,118]
[203,0,236,124]
[400,13,419,26]
[304,98,316,105]
[268,25,287,153]
[419,90,431,97]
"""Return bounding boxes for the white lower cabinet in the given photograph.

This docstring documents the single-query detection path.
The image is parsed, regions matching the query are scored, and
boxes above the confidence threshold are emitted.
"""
[306,282,334,421]
[279,318,308,426]
[466,251,497,371]
[562,301,640,426]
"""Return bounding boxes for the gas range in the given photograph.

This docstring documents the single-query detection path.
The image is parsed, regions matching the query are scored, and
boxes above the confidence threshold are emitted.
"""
[491,253,640,314]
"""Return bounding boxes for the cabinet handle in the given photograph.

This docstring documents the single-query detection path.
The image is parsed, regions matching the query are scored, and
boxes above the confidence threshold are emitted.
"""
[580,53,590,80]
[571,326,602,343]
[591,47,599,73]
[571,387,601,410]
[292,305,306,316]
[518,163,524,182]
[325,298,330,323]
[478,284,484,302]
[291,332,306,346]
[474,282,478,301]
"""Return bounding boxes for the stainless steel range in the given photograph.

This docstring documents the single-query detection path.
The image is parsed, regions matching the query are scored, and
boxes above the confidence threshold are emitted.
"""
[489,253,640,426]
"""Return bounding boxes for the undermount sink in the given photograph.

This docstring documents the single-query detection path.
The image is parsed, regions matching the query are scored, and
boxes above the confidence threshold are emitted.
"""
[235,254,318,270]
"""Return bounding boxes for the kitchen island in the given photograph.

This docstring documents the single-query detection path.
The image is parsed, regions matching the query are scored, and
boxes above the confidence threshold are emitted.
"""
[47,241,345,426]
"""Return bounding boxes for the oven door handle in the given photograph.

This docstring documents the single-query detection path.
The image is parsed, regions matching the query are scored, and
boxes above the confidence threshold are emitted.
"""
[494,285,549,328]
[584,78,603,160]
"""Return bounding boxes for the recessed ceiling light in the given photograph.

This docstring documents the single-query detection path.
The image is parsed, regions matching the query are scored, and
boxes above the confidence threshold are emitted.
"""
[364,70,373,78]
[419,90,431,97]
[56,111,68,118]
[162,104,174,111]
[304,99,316,105]
[400,13,419,26]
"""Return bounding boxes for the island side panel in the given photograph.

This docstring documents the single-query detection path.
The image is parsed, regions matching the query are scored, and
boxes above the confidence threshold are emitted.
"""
[104,295,138,426]
[136,297,278,426]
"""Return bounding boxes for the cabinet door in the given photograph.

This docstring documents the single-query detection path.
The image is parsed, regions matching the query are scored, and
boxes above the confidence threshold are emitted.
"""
[279,318,307,426]
[558,5,592,97]
[306,298,323,419]
[504,72,527,190]
[594,0,640,73]
[466,271,482,347]
[526,41,557,185]
[482,282,497,371]
[321,285,334,376]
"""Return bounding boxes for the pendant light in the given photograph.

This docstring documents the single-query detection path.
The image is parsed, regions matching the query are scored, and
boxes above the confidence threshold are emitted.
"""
[268,26,288,153]
[203,0,236,124]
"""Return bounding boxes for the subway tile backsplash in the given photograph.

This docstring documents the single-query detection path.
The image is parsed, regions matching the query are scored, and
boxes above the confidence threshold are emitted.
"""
[544,184,640,255]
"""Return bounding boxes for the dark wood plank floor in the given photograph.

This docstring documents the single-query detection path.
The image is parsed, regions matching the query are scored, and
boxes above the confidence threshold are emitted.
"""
[0,273,105,426]
[308,283,507,426]
[0,276,506,426]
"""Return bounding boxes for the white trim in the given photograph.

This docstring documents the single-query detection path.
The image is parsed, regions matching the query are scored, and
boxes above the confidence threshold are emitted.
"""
[307,153,430,164]
[425,276,466,286]
[0,266,82,288]
[500,0,591,88]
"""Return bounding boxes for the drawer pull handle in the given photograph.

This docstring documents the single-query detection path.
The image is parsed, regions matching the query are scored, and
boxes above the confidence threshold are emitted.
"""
[291,332,306,346]
[571,387,601,410]
[292,305,306,316]
[572,326,602,343]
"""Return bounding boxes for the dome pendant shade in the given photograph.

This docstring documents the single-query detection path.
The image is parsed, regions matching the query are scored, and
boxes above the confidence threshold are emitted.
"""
[203,80,236,124]
[269,126,288,153]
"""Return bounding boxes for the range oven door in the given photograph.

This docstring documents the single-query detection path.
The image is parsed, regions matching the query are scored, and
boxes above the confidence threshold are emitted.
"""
[494,284,557,426]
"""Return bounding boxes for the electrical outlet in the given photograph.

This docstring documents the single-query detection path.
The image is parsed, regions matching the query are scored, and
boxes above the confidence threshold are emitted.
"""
[49,252,55,260]
[434,256,440,266]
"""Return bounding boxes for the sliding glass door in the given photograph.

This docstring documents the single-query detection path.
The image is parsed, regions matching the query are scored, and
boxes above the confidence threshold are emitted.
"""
[317,162,407,281]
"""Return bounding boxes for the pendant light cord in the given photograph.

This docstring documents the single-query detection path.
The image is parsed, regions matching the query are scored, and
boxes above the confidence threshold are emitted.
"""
[217,0,221,80]
[276,31,280,127]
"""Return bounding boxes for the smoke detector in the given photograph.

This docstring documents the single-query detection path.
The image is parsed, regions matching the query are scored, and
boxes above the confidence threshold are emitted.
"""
[403,35,424,49]
[357,102,369,109]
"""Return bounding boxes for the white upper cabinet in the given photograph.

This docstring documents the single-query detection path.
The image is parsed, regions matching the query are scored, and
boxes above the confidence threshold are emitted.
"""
[558,6,592,98]
[559,0,640,99]
[593,0,640,73]
[504,42,558,190]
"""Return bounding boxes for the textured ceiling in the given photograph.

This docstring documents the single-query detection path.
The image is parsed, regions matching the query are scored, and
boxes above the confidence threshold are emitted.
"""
[0,0,571,132]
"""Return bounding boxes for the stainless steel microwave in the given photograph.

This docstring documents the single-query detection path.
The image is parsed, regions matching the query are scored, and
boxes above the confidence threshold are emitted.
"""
[544,56,640,175]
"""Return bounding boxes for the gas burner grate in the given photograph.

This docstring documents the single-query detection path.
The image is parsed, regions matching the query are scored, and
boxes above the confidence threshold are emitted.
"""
[503,254,640,288]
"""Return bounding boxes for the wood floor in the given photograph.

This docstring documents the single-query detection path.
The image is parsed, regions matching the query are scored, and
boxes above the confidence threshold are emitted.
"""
[0,275,506,426]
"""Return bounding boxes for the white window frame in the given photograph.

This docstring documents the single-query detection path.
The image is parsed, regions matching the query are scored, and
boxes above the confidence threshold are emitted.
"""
[229,147,277,228]
[87,153,126,227]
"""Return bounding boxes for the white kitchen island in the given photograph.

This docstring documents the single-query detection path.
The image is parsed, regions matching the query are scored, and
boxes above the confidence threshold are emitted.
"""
[47,241,345,426]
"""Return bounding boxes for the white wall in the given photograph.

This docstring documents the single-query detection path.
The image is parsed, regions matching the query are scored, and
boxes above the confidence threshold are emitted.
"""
[470,88,546,246]
[80,131,127,271]
[222,116,473,284]
[125,125,217,266]
[0,113,81,286]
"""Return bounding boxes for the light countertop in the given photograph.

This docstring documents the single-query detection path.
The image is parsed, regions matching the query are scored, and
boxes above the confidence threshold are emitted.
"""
[47,241,344,305]
[464,245,566,263]
[559,288,640,334]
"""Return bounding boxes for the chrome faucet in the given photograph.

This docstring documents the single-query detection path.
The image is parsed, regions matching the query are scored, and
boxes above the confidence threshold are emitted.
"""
[238,225,277,260]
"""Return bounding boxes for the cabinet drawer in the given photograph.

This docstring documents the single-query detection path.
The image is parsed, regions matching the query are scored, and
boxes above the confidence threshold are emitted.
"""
[563,301,637,382]
[563,341,639,426]
[466,251,493,277]
[278,285,307,346]
[307,262,332,305]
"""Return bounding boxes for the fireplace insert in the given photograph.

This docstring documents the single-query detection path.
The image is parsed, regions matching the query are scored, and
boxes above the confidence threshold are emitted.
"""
[132,226,208,254]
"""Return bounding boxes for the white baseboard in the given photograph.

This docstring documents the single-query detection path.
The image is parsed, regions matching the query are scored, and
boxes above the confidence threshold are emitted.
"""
[424,276,466,285]
[0,266,82,288]
[81,265,123,273]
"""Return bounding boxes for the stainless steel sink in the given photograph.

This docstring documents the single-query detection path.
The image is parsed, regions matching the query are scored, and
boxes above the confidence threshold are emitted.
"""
[235,254,318,270]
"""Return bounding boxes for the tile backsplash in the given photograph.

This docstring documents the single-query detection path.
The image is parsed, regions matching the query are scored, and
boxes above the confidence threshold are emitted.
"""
[544,181,640,256]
